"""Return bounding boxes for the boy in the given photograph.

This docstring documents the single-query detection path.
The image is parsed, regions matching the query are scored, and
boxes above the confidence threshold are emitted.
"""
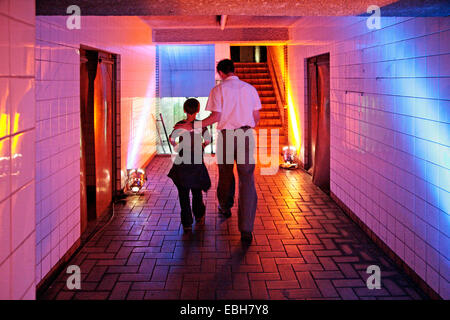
[167,98,211,232]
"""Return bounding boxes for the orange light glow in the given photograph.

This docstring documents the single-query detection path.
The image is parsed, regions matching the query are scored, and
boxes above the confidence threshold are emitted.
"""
[0,114,8,138]
[11,113,20,153]
[267,45,301,156]
[287,82,301,155]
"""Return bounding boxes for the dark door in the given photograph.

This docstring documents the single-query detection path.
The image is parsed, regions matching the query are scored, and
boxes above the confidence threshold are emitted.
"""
[230,46,240,62]
[230,46,267,63]
[80,48,116,234]
[307,53,330,192]
[240,46,255,62]
[94,56,114,218]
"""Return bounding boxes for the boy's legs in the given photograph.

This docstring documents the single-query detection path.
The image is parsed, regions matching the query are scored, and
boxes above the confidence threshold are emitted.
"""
[176,185,193,226]
[191,188,205,220]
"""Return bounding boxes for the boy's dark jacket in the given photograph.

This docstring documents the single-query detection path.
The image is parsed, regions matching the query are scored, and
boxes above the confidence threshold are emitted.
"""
[167,120,211,192]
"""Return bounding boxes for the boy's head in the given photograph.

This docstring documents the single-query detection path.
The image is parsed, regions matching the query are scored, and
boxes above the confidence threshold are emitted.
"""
[217,59,235,79]
[183,98,200,115]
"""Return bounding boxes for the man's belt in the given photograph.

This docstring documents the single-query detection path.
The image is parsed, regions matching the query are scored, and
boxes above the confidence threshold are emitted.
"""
[221,126,252,131]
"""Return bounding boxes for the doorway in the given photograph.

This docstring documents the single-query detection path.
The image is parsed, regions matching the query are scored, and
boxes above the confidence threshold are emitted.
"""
[80,47,117,234]
[230,46,267,63]
[306,53,330,192]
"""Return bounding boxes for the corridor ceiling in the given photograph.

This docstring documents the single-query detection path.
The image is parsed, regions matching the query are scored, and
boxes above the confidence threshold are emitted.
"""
[36,0,398,16]
[35,0,449,43]
[143,16,301,43]
[141,16,302,29]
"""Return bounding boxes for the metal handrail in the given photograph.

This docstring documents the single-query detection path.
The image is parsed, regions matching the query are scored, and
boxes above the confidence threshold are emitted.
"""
[267,48,287,107]
[266,48,287,129]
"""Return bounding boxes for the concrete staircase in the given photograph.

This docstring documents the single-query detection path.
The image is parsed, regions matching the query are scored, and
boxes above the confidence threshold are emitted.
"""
[234,62,286,156]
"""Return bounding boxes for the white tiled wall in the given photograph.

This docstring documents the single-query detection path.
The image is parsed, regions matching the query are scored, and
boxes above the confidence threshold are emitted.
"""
[0,0,36,300]
[35,16,157,285]
[215,44,231,81]
[288,16,449,298]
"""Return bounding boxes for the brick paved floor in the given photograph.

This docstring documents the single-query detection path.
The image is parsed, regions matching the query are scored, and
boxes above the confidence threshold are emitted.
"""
[40,156,427,300]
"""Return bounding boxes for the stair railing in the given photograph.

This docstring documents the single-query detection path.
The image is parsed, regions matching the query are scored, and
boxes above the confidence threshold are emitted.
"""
[267,48,287,128]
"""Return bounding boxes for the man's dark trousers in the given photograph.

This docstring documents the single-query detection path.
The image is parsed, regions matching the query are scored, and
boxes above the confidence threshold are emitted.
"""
[216,127,257,234]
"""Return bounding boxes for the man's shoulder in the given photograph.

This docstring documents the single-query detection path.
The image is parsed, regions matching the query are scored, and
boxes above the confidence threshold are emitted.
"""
[238,79,257,92]
[210,82,223,93]
[223,77,255,90]
[218,77,257,93]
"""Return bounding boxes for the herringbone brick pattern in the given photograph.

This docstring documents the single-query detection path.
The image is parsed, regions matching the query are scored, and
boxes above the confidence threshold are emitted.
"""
[40,156,427,300]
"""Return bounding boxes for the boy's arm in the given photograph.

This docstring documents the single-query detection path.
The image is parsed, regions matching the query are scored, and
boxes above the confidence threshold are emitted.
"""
[202,127,212,147]
[169,122,183,146]
[168,130,177,146]
[174,112,221,131]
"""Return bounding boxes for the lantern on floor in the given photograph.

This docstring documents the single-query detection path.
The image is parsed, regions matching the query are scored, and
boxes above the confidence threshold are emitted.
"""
[280,146,298,169]
[127,168,146,193]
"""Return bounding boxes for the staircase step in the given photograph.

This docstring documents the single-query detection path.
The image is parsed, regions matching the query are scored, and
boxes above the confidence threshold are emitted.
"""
[261,109,278,114]
[257,90,275,97]
[237,73,270,79]
[236,70,269,75]
[255,127,285,135]
[260,115,280,120]
[259,119,282,126]
[261,106,278,112]
[260,111,280,118]
[242,79,272,85]
[234,62,285,144]
[235,67,269,73]
[256,125,283,131]
[260,107,280,113]
[254,84,273,91]
[260,97,276,104]
[234,62,267,68]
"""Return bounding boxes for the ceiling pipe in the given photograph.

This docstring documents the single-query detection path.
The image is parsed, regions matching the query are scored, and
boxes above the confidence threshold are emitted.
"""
[220,15,228,30]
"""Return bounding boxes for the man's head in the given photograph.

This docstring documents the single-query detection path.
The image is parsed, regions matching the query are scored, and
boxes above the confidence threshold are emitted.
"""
[183,98,200,115]
[216,59,235,80]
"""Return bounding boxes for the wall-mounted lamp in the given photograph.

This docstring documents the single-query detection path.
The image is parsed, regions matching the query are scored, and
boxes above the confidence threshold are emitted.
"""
[127,169,147,193]
[280,146,298,169]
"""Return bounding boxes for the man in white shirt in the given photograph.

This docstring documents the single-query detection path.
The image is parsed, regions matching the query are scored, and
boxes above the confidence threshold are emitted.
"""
[174,59,261,244]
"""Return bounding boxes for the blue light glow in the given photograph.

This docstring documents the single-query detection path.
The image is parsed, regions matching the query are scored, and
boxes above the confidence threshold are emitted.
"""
[158,45,215,97]
[392,23,450,218]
